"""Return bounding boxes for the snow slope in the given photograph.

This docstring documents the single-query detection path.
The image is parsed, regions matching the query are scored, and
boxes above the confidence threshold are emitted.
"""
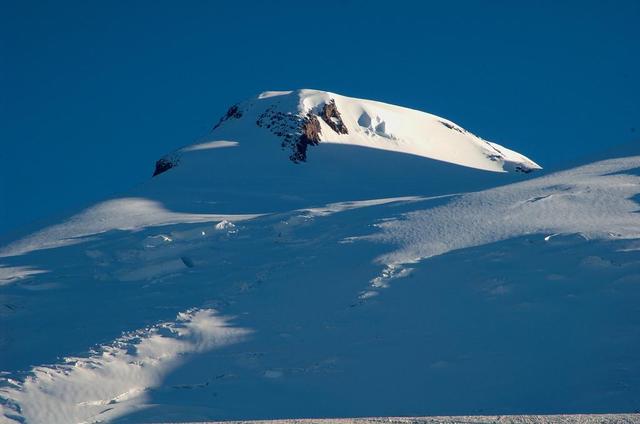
[0,89,540,259]
[1,91,639,423]
[143,90,540,210]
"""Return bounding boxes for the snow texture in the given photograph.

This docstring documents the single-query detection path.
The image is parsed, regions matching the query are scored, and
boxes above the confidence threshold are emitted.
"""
[0,90,638,423]
[205,89,541,173]
[0,198,259,258]
[1,309,249,423]
[365,155,640,287]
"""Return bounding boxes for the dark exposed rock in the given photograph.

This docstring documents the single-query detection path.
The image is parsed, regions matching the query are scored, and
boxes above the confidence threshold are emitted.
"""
[256,106,323,163]
[256,106,303,149]
[515,166,534,174]
[152,152,181,177]
[153,158,175,176]
[302,113,321,143]
[321,99,348,134]
[290,114,321,163]
[255,102,345,163]
[213,104,243,130]
[439,120,465,134]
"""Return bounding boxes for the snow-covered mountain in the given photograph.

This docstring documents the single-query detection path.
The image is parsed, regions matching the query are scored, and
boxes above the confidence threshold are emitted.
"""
[0,90,541,259]
[155,89,540,174]
[145,89,540,213]
[1,90,639,424]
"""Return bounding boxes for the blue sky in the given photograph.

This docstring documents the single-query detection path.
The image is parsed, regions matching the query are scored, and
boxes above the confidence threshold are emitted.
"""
[1,0,639,235]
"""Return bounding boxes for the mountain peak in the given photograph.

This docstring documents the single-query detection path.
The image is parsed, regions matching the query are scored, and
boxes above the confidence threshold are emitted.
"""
[154,89,541,177]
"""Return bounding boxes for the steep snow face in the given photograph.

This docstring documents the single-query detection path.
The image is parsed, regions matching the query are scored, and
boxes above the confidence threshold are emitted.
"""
[155,89,540,176]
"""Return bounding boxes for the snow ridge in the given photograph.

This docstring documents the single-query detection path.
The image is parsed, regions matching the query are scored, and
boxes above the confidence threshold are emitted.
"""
[0,309,249,424]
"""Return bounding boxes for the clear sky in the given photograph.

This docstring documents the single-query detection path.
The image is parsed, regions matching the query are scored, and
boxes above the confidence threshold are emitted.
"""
[1,0,639,235]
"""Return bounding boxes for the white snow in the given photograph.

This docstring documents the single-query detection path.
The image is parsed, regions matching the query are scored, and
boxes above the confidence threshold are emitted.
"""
[287,89,541,172]
[0,309,249,424]
[1,90,639,423]
[181,140,239,152]
[0,265,47,286]
[367,155,640,270]
[0,198,260,258]
[2,152,639,421]
[257,90,293,99]
[232,89,540,172]
[133,89,542,227]
[301,196,424,217]
[214,219,237,231]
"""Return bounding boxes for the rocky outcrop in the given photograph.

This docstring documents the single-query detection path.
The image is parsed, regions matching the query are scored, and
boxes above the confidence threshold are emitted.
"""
[212,104,243,130]
[256,105,304,153]
[290,113,321,163]
[152,152,181,177]
[256,106,322,163]
[514,165,535,174]
[321,99,348,134]
[153,158,174,176]
[255,100,348,163]
[439,120,466,134]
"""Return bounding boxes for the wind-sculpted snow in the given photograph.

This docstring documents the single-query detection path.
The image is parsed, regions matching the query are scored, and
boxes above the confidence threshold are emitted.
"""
[0,309,249,423]
[300,196,426,218]
[0,265,47,286]
[367,156,640,270]
[0,198,260,258]
[1,155,640,422]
